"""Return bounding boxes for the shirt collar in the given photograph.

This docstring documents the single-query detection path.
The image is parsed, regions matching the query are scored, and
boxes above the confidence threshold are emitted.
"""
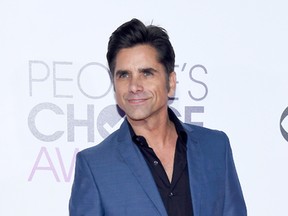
[127,107,187,146]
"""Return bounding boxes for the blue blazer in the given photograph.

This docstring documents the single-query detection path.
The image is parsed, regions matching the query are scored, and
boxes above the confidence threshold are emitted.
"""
[69,119,247,216]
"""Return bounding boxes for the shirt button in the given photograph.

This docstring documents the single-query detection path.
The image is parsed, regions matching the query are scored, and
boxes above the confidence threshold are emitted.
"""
[169,192,174,197]
[153,161,159,166]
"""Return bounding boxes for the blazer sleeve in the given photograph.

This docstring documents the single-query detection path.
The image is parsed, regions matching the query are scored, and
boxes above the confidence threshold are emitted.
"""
[223,133,247,216]
[69,152,104,216]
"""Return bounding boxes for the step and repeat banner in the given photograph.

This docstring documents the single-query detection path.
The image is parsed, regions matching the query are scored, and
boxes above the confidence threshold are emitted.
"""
[1,0,288,215]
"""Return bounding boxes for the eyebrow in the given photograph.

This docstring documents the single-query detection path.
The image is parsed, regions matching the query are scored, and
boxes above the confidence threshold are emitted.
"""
[139,67,158,73]
[115,67,159,77]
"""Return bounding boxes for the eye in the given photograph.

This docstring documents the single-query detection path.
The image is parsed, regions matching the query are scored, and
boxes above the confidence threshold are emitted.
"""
[143,71,153,76]
[116,71,129,79]
[142,69,154,77]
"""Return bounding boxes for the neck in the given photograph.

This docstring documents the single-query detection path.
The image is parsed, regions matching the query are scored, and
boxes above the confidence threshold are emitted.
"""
[128,111,176,148]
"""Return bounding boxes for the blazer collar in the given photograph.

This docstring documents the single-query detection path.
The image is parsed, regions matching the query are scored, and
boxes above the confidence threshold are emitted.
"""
[183,123,202,216]
[117,120,168,216]
[117,113,202,216]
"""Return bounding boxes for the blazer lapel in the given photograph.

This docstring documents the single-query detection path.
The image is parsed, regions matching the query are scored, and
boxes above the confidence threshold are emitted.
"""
[184,124,203,216]
[117,120,168,216]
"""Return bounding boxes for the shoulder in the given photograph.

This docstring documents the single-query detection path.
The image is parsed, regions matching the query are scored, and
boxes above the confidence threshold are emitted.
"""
[184,123,228,140]
[78,130,119,157]
[76,119,131,162]
[77,126,124,162]
[183,123,230,151]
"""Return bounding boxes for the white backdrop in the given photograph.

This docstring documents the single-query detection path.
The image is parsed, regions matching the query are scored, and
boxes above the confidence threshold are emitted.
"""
[1,0,288,215]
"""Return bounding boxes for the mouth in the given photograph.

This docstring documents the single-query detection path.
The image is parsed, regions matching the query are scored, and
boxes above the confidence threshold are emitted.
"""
[127,98,147,104]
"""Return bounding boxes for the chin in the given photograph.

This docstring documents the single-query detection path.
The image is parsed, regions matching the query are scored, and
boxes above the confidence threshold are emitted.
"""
[127,115,146,122]
[126,111,149,122]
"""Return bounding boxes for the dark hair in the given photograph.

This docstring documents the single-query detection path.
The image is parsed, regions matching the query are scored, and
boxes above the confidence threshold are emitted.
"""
[106,18,175,79]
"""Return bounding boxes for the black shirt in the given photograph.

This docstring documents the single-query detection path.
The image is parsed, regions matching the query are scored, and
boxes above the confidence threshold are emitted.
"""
[129,109,193,216]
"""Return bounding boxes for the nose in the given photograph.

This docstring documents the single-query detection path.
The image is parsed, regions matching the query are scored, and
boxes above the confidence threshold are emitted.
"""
[129,75,143,93]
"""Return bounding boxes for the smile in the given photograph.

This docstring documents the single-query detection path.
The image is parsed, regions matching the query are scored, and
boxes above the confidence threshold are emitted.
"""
[127,98,147,104]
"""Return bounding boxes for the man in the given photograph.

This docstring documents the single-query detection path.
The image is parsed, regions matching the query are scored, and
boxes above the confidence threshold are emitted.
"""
[69,18,247,216]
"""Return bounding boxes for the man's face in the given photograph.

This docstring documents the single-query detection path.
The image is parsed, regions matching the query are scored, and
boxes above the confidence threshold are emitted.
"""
[113,44,176,123]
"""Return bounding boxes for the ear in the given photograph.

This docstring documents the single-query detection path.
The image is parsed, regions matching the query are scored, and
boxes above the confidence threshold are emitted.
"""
[168,71,176,98]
